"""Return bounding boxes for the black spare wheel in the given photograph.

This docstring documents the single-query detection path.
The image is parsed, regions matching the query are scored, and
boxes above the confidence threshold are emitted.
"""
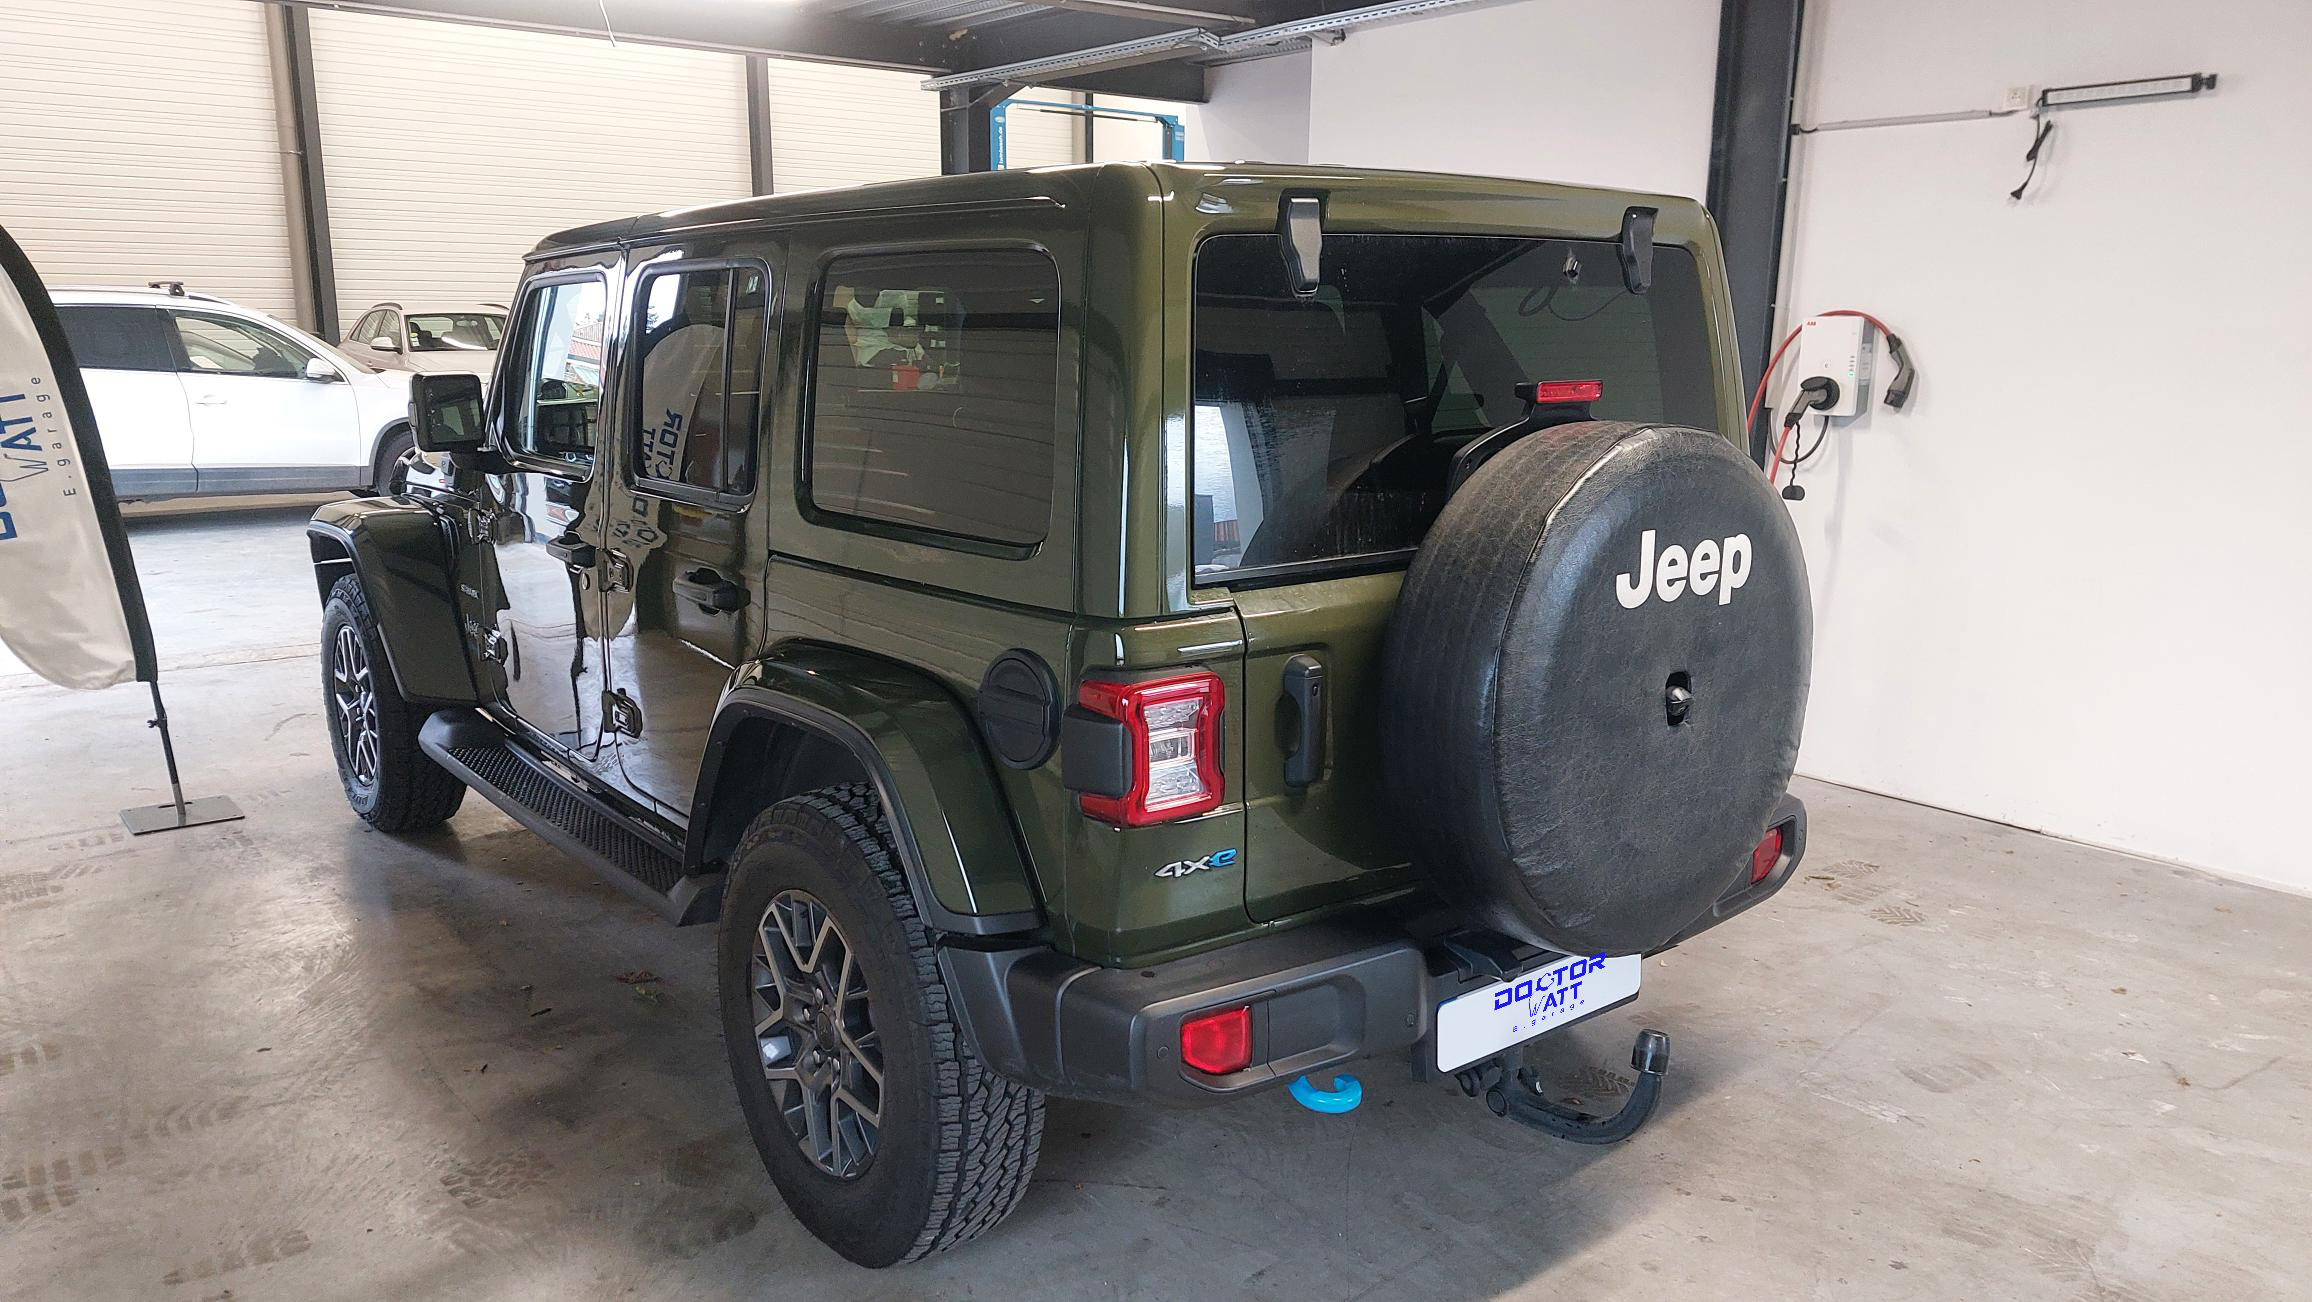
[1383,421,1811,956]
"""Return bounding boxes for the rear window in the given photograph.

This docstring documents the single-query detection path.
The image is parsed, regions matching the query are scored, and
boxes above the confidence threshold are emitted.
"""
[1191,233,1715,581]
[407,312,504,353]
[58,305,175,372]
[806,249,1061,548]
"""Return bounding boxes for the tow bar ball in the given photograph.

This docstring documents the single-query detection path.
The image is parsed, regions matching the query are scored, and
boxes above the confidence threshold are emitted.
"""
[1478,1029,1672,1145]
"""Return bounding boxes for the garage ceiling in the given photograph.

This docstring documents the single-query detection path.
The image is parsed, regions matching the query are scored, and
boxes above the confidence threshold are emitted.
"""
[277,0,1448,100]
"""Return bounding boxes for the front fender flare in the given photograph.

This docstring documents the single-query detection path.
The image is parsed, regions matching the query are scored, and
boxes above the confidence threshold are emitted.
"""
[308,496,479,706]
[696,647,1043,938]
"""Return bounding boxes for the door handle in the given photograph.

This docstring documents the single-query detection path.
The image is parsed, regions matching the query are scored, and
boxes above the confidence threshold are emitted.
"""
[542,532,596,569]
[672,567,748,613]
[1282,653,1326,789]
[191,394,227,406]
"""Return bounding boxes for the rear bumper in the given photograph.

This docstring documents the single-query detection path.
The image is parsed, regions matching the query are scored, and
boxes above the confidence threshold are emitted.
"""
[945,794,1807,1104]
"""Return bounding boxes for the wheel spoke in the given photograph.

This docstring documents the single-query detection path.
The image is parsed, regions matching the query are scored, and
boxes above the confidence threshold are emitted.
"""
[751,887,883,1179]
[833,1083,880,1130]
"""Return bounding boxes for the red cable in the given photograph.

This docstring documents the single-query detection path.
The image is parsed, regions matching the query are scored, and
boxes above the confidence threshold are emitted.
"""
[1752,309,1896,483]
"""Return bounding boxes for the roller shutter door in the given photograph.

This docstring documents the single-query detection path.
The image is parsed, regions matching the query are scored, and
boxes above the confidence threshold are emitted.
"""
[0,0,295,315]
[761,61,941,192]
[309,12,752,328]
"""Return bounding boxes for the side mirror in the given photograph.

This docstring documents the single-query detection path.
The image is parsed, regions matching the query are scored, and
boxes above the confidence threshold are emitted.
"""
[303,356,342,383]
[370,334,402,353]
[411,371,488,454]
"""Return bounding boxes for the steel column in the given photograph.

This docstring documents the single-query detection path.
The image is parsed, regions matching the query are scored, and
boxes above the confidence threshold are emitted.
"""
[940,86,998,174]
[1706,0,1804,462]
[265,3,340,341]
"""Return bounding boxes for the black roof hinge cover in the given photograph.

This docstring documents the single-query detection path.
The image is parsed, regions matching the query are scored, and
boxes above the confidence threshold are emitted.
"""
[1278,192,1326,296]
[1618,205,1658,294]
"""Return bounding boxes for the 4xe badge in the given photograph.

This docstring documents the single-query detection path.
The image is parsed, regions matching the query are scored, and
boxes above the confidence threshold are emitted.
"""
[1155,848,1238,880]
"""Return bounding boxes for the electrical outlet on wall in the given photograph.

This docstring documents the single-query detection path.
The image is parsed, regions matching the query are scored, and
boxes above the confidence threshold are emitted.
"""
[2003,85,2036,112]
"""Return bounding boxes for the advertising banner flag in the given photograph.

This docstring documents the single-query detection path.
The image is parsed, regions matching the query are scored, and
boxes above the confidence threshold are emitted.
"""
[0,223,158,690]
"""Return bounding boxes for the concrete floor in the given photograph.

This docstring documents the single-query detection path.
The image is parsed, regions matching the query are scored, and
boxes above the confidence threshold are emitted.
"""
[2,507,2307,1300]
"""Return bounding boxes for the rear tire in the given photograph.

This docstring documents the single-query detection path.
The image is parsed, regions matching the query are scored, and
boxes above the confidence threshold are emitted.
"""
[321,575,465,832]
[717,785,1043,1266]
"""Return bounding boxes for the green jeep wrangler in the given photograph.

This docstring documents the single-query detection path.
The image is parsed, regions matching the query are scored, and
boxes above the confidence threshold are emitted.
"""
[308,162,1811,1267]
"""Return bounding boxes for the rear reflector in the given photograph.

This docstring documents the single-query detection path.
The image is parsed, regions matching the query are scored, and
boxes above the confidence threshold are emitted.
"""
[1180,1005,1253,1075]
[1075,672,1225,826]
[1523,378,1605,405]
[1750,825,1784,883]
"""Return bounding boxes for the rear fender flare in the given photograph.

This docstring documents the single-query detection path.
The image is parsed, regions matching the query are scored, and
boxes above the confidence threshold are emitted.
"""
[307,496,480,706]
[691,647,1043,938]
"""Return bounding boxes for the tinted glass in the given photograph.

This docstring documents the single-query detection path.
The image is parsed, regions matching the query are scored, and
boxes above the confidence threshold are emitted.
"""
[407,312,505,353]
[506,278,606,467]
[632,265,765,499]
[58,306,174,372]
[808,249,1060,547]
[350,310,380,341]
[1191,234,1714,579]
[172,313,314,378]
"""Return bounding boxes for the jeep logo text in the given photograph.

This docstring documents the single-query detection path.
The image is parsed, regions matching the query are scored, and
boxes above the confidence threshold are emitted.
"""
[1614,528,1750,609]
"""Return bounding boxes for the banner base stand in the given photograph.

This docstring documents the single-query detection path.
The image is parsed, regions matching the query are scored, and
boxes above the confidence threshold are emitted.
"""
[121,795,246,835]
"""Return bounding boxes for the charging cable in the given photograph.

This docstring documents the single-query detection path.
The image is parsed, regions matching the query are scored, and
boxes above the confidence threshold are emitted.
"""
[1774,377,1840,500]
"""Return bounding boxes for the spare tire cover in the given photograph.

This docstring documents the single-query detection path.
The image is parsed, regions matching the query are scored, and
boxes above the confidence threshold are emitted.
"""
[1382,421,1810,956]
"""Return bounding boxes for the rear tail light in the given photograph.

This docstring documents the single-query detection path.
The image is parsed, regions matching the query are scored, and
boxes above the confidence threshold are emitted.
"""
[1517,378,1605,406]
[1074,672,1224,826]
[1179,1005,1253,1075]
[1750,825,1785,883]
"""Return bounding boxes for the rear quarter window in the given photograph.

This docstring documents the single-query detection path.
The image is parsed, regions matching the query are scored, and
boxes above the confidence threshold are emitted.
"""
[58,305,175,372]
[1191,233,1715,582]
[804,248,1061,548]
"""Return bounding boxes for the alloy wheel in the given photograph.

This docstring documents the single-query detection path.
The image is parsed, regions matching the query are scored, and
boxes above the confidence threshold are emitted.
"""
[330,622,381,789]
[753,889,884,1179]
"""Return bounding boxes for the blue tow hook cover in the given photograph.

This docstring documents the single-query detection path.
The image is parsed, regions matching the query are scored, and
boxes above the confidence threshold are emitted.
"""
[1289,1073,1363,1114]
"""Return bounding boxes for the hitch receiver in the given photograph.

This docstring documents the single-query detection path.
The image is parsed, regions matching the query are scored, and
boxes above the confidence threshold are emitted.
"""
[1466,1029,1670,1145]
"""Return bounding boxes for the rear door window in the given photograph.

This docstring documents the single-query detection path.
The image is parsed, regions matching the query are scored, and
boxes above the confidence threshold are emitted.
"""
[805,248,1061,548]
[631,263,768,502]
[58,306,176,372]
[1191,233,1714,581]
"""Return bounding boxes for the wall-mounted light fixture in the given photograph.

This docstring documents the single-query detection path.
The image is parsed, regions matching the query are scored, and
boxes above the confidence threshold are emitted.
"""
[2038,73,2218,112]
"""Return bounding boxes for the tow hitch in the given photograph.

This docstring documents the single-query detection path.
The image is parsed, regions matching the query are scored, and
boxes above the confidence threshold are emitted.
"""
[1458,1028,1671,1144]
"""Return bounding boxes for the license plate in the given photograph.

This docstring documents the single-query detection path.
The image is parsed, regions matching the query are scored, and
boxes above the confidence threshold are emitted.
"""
[1435,954,1641,1072]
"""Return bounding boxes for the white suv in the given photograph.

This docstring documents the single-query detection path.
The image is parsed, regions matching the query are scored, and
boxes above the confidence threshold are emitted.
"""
[54,287,419,499]
[341,302,505,378]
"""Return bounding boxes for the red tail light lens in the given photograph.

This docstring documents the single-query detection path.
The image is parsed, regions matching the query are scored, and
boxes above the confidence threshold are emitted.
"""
[1750,825,1785,883]
[1525,378,1605,405]
[1076,672,1224,826]
[1180,1005,1253,1075]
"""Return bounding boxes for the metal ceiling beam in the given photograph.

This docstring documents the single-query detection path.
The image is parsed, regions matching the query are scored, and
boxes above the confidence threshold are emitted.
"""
[268,0,955,70]
[1031,0,1255,30]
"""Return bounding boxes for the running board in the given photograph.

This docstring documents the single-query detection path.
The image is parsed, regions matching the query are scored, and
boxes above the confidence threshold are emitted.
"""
[418,709,720,926]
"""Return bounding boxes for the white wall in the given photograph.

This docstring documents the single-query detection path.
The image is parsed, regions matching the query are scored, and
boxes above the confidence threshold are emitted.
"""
[1778,0,2312,888]
[1303,0,1721,196]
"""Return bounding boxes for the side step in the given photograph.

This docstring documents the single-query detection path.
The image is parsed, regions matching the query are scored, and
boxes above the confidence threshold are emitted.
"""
[418,709,720,926]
